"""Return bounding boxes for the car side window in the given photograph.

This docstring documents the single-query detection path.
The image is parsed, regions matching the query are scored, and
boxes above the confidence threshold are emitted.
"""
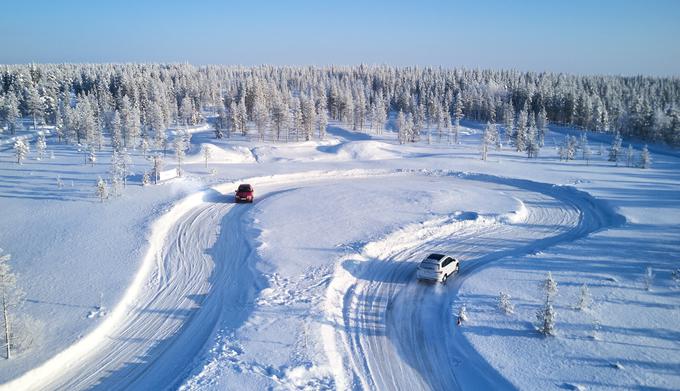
[442,257,451,267]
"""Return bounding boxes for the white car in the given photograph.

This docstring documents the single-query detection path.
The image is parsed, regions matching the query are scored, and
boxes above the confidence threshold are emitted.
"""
[416,253,460,283]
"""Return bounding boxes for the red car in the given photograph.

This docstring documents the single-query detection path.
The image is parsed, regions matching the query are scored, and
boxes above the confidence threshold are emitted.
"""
[235,184,254,203]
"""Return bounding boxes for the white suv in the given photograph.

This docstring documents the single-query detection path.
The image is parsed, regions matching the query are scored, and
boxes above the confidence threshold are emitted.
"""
[416,253,460,283]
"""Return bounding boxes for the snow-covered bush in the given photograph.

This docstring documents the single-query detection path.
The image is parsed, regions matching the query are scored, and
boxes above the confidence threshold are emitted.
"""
[536,295,556,336]
[498,292,514,315]
[13,138,29,165]
[639,144,651,169]
[95,177,108,202]
[576,284,592,311]
[457,304,468,324]
[540,271,558,299]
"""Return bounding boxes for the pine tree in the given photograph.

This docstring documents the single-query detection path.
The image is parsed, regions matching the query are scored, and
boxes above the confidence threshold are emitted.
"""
[88,147,96,167]
[396,110,407,144]
[481,122,497,160]
[35,133,47,160]
[541,271,558,299]
[174,130,188,177]
[625,144,634,167]
[457,304,468,324]
[453,93,463,144]
[498,292,514,315]
[513,109,528,152]
[608,132,623,165]
[0,249,23,359]
[3,95,21,135]
[95,176,108,202]
[536,295,556,336]
[525,126,540,158]
[576,284,591,311]
[25,85,43,130]
[111,111,123,152]
[13,139,29,164]
[203,145,211,169]
[152,154,163,184]
[317,102,328,140]
[639,144,651,169]
[582,135,591,165]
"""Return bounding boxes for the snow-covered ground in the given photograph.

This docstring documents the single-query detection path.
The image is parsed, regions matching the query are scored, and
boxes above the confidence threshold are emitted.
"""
[0,121,679,390]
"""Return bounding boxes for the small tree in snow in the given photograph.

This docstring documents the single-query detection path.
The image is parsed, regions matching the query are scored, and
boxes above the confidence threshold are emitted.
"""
[203,145,212,169]
[142,171,151,186]
[576,284,592,311]
[498,292,514,315]
[639,144,651,169]
[608,132,622,165]
[174,131,188,177]
[643,266,654,291]
[536,295,556,336]
[152,154,163,184]
[140,138,150,159]
[541,271,558,299]
[626,144,634,167]
[456,304,468,325]
[88,147,97,167]
[95,176,108,202]
[0,249,23,359]
[481,122,497,161]
[35,134,47,160]
[13,139,29,165]
[582,135,591,165]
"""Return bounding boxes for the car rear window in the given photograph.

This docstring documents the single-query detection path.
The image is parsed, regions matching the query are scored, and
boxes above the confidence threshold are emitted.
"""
[420,262,438,269]
[238,185,252,191]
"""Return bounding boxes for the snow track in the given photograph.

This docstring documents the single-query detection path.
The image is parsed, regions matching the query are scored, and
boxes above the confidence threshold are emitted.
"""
[2,170,623,390]
[322,172,623,390]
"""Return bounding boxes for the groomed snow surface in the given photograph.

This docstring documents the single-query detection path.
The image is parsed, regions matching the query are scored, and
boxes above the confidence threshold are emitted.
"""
[0,122,679,390]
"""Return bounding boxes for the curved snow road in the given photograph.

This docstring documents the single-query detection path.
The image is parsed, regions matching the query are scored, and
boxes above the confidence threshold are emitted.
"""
[2,170,623,391]
[323,173,624,390]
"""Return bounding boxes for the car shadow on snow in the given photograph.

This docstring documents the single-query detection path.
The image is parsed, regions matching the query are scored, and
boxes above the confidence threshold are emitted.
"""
[342,257,416,284]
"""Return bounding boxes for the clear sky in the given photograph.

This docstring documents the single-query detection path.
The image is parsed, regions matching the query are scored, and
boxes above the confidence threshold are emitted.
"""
[2,0,679,76]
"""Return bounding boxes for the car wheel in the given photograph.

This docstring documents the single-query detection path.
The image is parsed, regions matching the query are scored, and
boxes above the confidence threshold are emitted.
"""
[442,274,448,282]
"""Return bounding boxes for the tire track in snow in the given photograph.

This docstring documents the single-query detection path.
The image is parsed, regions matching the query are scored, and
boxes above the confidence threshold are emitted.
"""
[323,172,624,391]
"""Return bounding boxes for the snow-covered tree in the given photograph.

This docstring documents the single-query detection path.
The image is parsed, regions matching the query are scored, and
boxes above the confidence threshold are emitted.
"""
[95,176,108,202]
[453,93,463,144]
[513,109,528,152]
[35,133,47,160]
[214,107,228,139]
[396,110,407,144]
[541,271,558,299]
[498,292,514,315]
[25,85,44,130]
[152,154,163,184]
[2,94,21,135]
[317,102,328,140]
[111,111,123,152]
[525,126,540,158]
[626,144,634,167]
[457,304,468,324]
[88,147,96,167]
[142,171,151,186]
[0,249,23,359]
[481,122,497,161]
[608,132,623,165]
[576,284,592,311]
[582,135,591,165]
[111,149,132,188]
[203,145,212,169]
[639,144,651,169]
[13,139,29,164]
[536,295,556,336]
[174,131,188,177]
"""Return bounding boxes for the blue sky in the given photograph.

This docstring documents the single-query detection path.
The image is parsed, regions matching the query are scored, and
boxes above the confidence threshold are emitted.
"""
[2,0,679,75]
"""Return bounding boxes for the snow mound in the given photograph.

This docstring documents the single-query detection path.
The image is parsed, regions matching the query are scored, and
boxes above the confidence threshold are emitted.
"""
[498,198,529,224]
[187,143,256,164]
[324,141,400,161]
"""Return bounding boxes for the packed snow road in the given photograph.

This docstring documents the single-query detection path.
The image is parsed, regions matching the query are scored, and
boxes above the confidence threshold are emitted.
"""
[2,170,621,390]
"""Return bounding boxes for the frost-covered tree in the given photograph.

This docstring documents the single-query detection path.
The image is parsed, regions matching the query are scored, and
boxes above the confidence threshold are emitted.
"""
[152,154,163,184]
[513,109,528,152]
[2,94,21,135]
[13,139,29,164]
[453,93,463,144]
[35,133,47,160]
[317,101,328,140]
[576,284,592,311]
[457,304,468,325]
[174,130,188,177]
[525,126,540,158]
[639,144,651,169]
[111,111,123,152]
[396,110,407,144]
[142,171,151,186]
[536,295,556,336]
[498,292,514,315]
[582,135,591,165]
[541,271,558,299]
[214,107,228,139]
[373,98,387,135]
[0,249,23,359]
[608,132,623,165]
[95,176,108,202]
[203,145,212,169]
[626,144,634,167]
[111,149,132,187]
[88,147,96,167]
[25,85,44,130]
[481,122,497,161]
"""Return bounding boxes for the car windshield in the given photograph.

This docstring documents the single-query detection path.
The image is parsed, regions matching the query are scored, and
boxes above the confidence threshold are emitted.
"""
[238,185,251,192]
